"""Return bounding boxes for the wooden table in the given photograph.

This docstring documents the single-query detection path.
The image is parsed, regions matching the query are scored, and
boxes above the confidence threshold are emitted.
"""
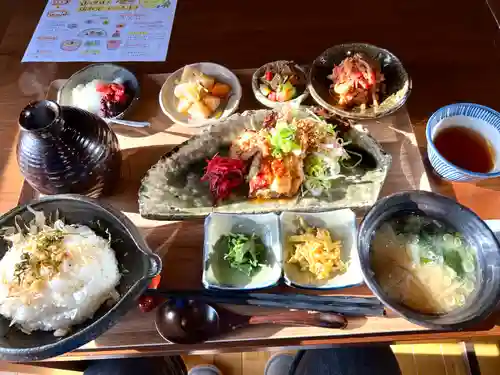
[0,0,500,361]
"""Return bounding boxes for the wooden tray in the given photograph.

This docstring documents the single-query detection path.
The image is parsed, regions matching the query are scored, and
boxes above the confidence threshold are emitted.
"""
[18,70,439,360]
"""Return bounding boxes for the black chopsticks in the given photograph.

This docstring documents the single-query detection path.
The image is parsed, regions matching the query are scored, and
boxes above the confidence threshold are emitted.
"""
[144,289,385,317]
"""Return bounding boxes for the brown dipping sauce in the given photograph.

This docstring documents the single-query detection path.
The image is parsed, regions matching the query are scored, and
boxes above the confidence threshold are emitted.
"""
[434,126,494,173]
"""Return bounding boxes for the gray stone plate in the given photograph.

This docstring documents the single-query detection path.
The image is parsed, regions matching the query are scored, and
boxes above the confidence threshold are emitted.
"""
[139,107,391,220]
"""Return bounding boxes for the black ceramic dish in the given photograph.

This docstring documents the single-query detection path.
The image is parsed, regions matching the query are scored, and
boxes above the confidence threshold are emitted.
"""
[308,43,411,120]
[357,191,500,330]
[0,195,161,361]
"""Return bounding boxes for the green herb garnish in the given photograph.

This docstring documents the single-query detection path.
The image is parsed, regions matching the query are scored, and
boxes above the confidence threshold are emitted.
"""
[218,232,266,276]
[35,230,64,252]
[395,217,476,279]
[13,252,32,285]
[13,229,65,287]
[269,121,301,158]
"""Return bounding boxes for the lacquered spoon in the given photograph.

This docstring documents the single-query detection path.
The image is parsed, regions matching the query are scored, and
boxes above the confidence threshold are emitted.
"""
[155,299,347,344]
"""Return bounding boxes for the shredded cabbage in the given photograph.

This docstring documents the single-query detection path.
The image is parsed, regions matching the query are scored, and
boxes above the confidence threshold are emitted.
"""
[303,151,344,197]
[296,111,364,197]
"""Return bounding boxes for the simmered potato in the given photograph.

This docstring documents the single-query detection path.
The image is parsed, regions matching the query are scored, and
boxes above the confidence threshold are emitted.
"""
[174,66,232,120]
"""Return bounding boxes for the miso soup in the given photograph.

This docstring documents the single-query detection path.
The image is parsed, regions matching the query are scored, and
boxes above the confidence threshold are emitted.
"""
[370,214,477,314]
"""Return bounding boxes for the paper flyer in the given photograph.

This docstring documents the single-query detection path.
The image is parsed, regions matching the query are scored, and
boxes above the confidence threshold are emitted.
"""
[22,0,178,62]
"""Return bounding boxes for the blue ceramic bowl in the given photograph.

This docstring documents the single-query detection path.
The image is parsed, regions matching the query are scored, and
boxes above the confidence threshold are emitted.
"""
[426,103,500,181]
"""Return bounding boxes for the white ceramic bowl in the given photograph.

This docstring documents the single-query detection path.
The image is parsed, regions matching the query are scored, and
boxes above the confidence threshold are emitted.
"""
[280,209,364,290]
[426,103,500,181]
[203,213,282,290]
[159,62,242,127]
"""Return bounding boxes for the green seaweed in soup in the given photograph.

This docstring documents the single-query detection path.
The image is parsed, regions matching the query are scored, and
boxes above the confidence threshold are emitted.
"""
[370,214,477,314]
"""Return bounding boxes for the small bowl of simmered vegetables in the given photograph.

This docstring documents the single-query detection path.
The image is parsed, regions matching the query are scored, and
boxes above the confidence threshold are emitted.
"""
[203,213,282,290]
[160,62,242,127]
[252,60,309,109]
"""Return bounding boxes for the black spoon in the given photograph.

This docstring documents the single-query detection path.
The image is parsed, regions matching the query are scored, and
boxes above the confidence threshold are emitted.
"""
[155,299,347,344]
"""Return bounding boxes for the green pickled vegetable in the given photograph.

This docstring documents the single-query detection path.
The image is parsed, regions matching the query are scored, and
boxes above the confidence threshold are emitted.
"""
[217,232,266,276]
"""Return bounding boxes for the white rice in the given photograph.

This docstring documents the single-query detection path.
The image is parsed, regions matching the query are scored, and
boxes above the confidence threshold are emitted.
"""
[71,77,125,115]
[71,80,105,115]
[0,220,121,336]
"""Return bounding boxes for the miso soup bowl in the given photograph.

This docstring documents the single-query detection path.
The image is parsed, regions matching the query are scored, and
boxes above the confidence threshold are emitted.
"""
[357,190,500,330]
[426,103,500,181]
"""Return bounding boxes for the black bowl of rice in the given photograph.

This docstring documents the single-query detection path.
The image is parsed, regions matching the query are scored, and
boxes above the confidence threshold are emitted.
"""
[0,195,161,361]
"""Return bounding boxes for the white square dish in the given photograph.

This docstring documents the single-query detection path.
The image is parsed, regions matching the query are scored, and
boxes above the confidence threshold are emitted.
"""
[203,213,282,290]
[280,209,364,290]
